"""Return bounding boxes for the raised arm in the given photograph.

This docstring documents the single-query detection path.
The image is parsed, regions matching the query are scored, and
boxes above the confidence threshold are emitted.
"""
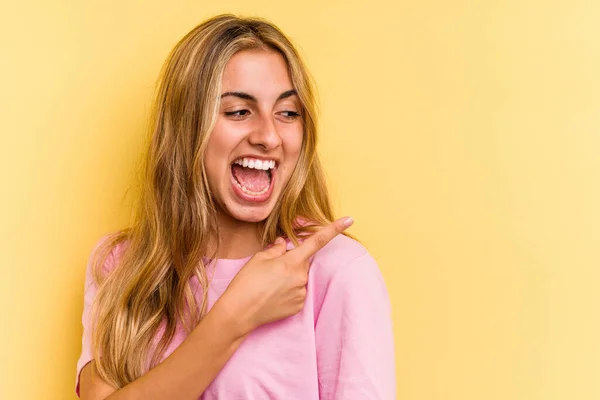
[78,217,354,399]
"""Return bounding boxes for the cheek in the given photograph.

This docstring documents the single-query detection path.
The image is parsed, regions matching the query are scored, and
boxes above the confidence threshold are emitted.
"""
[283,127,304,162]
[203,140,219,179]
[204,127,231,185]
[278,129,304,186]
[205,122,239,164]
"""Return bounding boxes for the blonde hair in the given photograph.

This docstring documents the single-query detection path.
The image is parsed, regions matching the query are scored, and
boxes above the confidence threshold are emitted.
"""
[89,14,342,388]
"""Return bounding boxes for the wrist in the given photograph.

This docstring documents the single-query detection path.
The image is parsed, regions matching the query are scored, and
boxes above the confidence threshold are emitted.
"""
[210,293,254,339]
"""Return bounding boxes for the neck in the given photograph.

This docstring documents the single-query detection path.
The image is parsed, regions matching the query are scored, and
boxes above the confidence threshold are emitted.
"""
[211,211,264,259]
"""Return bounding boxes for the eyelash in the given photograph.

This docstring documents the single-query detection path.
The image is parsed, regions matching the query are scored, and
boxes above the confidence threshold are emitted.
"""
[224,110,300,121]
[224,110,251,119]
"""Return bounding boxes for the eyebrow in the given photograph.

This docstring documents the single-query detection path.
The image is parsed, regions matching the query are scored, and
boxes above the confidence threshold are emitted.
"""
[220,89,297,102]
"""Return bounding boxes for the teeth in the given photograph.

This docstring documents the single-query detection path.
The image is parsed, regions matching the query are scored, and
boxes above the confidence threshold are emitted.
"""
[233,157,276,171]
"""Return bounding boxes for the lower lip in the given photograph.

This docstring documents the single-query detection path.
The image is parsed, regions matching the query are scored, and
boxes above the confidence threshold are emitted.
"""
[230,166,276,203]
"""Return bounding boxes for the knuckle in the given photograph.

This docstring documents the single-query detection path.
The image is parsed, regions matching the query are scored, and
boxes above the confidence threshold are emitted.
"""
[314,234,328,249]
[259,247,271,256]
[281,257,293,268]
[296,274,308,286]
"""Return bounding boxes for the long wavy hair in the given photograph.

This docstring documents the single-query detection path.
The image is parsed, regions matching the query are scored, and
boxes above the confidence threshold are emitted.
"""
[88,14,342,388]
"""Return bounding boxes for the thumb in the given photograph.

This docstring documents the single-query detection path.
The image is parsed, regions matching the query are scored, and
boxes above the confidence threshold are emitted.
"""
[262,237,287,258]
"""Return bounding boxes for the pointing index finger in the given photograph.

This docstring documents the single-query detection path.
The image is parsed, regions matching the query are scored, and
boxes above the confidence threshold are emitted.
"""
[286,217,354,262]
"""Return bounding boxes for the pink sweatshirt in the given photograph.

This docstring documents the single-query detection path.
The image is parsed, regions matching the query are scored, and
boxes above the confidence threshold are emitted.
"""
[76,234,396,399]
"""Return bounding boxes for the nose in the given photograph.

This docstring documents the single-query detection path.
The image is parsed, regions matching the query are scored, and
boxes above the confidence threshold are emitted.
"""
[248,113,282,151]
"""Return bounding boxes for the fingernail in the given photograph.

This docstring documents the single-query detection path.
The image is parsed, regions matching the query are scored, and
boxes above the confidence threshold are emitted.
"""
[275,237,285,244]
[343,217,354,228]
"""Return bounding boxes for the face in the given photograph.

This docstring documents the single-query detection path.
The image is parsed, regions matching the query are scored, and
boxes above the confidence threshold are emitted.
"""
[204,49,304,223]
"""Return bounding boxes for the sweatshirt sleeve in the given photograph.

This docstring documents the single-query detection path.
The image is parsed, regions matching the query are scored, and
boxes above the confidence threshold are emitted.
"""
[315,252,396,400]
[75,236,117,397]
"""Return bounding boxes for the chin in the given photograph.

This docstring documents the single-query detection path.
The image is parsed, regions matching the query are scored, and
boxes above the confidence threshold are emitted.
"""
[224,202,274,223]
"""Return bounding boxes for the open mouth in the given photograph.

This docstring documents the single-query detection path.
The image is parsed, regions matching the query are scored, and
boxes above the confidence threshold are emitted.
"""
[230,157,277,202]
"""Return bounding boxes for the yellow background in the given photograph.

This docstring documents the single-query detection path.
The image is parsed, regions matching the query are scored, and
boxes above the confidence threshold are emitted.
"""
[1,0,599,399]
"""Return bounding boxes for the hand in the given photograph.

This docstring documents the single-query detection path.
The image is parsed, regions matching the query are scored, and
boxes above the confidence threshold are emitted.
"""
[215,216,354,336]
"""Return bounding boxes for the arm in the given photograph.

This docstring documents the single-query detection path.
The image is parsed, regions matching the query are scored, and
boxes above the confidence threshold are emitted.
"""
[315,252,396,400]
[78,218,353,399]
[76,238,252,400]
[80,296,249,400]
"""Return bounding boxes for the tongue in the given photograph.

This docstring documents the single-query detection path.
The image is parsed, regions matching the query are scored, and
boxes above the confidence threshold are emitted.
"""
[232,164,270,192]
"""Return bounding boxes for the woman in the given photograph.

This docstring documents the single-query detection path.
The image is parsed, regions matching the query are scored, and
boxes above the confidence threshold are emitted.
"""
[76,14,395,399]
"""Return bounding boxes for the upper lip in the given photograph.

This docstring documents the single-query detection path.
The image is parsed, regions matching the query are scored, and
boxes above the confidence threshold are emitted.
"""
[231,154,280,166]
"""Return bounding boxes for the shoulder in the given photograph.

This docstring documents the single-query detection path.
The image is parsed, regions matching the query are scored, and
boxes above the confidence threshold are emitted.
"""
[308,234,390,315]
[86,233,130,280]
[291,217,371,265]
[310,233,370,269]
[309,233,381,289]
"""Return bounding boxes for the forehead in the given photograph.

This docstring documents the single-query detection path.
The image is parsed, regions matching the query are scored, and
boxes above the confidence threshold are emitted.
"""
[221,49,293,96]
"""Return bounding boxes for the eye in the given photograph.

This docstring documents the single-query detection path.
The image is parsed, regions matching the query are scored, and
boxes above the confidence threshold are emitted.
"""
[224,109,251,120]
[278,111,301,121]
